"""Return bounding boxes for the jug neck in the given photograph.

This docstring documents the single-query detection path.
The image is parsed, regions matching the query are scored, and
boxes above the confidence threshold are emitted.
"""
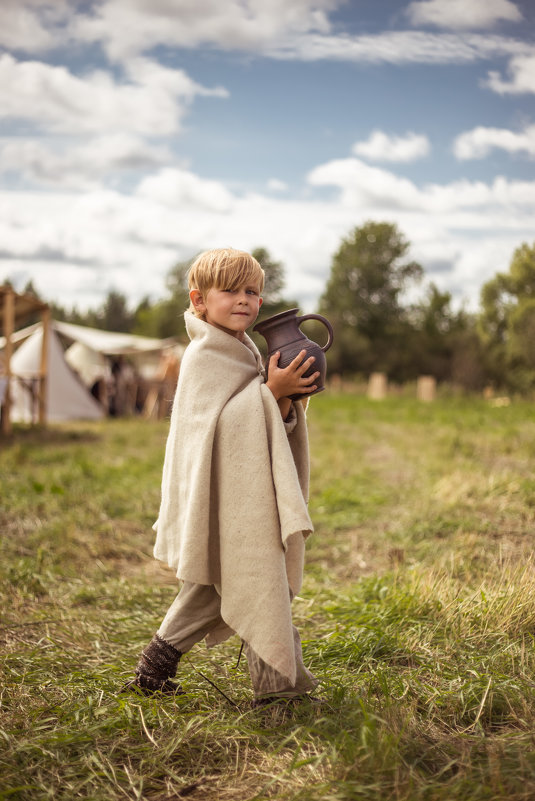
[255,309,307,352]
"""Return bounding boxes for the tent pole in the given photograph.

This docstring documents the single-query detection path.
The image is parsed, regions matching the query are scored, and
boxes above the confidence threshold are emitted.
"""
[38,308,50,425]
[1,288,14,435]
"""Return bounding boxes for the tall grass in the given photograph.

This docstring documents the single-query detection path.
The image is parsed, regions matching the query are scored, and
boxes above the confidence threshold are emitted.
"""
[2,394,535,799]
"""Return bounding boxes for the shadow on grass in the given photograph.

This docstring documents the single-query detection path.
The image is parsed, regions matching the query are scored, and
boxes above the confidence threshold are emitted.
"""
[1,423,102,447]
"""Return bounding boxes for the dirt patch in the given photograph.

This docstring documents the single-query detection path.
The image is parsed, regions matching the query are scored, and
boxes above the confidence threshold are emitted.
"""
[364,441,416,489]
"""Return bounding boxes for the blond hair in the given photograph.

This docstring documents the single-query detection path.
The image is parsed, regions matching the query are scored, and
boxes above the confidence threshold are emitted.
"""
[188,248,265,318]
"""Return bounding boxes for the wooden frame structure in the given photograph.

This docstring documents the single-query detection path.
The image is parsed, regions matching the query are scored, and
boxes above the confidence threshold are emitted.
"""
[0,286,50,435]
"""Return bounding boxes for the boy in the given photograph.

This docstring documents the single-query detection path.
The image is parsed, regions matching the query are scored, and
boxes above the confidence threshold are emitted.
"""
[127,248,319,705]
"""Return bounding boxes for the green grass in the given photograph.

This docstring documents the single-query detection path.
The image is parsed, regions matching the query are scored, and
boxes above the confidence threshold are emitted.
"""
[2,393,535,799]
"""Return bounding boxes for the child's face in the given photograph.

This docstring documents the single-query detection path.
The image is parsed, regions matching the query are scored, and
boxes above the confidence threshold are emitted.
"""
[190,282,263,340]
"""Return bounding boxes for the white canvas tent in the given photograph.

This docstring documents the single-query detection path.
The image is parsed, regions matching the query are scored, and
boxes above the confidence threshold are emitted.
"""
[64,340,110,386]
[53,320,178,359]
[0,285,50,434]
[1,319,183,423]
[10,326,104,422]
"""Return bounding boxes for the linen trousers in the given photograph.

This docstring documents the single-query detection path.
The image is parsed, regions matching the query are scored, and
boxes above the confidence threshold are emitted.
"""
[157,581,318,698]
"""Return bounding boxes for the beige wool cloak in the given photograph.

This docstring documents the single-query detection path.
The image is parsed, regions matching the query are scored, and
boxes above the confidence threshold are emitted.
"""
[153,312,313,685]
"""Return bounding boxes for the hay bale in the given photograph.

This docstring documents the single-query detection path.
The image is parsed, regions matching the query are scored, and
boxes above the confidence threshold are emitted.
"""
[368,372,387,400]
[417,375,436,402]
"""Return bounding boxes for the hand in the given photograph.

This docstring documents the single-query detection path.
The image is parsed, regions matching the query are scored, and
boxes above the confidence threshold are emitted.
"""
[265,349,320,400]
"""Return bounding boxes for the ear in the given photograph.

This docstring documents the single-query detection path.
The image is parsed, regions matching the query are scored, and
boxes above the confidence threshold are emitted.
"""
[258,297,263,308]
[189,289,205,312]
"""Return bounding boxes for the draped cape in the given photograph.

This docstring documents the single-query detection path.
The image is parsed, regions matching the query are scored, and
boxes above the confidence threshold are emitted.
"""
[153,312,313,684]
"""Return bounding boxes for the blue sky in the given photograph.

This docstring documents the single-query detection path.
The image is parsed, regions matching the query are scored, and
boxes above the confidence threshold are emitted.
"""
[1,0,534,315]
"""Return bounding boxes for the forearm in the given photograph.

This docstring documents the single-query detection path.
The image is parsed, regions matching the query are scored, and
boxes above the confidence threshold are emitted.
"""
[265,349,318,418]
[265,377,291,418]
[277,397,292,421]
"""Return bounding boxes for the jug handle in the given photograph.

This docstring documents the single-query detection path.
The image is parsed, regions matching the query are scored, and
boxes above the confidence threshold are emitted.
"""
[297,314,334,352]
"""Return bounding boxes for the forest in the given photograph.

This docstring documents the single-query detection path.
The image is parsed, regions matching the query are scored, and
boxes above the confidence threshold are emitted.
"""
[14,221,535,394]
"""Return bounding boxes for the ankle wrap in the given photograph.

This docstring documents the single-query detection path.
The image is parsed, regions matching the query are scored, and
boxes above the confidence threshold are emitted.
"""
[135,633,182,690]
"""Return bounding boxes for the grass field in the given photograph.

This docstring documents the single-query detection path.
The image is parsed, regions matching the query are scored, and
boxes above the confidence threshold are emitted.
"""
[2,392,535,800]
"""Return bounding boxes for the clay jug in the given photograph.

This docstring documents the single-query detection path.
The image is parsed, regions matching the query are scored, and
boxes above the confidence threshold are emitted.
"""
[253,308,334,400]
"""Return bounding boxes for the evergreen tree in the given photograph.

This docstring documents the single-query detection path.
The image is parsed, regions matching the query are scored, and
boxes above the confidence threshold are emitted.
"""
[479,241,535,390]
[251,247,284,305]
[410,284,486,389]
[98,291,135,333]
[134,259,191,339]
[319,221,423,377]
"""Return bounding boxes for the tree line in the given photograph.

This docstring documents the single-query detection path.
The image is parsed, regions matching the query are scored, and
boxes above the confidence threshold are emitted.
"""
[15,225,535,393]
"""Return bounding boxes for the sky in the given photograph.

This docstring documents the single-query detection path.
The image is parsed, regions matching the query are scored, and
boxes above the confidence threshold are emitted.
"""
[1,0,535,316]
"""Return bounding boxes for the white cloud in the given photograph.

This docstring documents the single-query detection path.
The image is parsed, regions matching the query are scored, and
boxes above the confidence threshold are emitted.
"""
[73,0,337,61]
[268,30,529,65]
[68,1,530,70]
[136,168,235,213]
[405,0,522,30]
[485,54,535,94]
[307,155,535,220]
[0,188,194,307]
[353,131,430,162]
[3,1,531,71]
[0,0,70,52]
[267,179,289,192]
[0,134,171,189]
[308,158,423,209]
[0,183,353,311]
[2,156,534,314]
[0,1,533,316]
[306,157,535,310]
[454,124,535,159]
[0,54,228,135]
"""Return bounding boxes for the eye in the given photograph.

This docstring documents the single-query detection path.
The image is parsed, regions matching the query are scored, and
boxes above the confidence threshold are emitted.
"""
[246,289,259,295]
